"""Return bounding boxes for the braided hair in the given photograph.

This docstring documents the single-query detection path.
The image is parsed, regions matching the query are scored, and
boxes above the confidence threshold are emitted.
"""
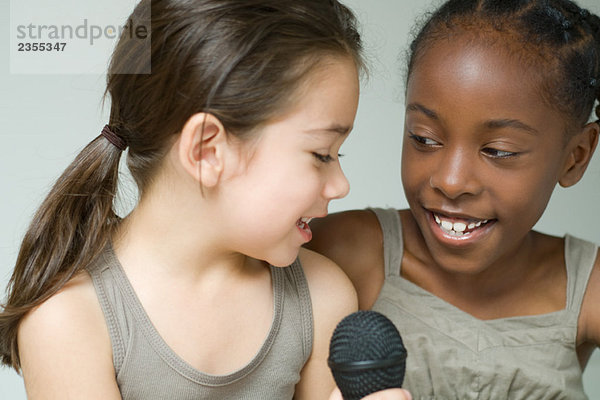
[407,0,600,127]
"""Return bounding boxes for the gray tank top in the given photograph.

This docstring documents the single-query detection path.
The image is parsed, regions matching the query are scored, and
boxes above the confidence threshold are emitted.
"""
[370,208,596,400]
[86,244,313,399]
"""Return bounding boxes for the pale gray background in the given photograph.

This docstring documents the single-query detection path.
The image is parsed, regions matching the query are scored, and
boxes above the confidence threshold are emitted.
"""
[1,0,599,398]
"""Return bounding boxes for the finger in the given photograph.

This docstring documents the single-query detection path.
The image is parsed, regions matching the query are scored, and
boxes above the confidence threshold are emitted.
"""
[328,387,343,400]
[361,388,413,400]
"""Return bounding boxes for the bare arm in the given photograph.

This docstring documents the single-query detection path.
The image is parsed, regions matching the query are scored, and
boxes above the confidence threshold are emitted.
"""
[293,248,358,400]
[301,218,413,400]
[306,210,386,309]
[18,273,121,400]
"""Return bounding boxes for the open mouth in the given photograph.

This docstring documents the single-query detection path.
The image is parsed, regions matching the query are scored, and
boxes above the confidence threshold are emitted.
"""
[296,217,313,239]
[431,211,493,237]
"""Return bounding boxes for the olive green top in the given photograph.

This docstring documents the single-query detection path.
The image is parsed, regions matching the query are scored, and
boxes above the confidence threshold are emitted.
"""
[370,207,595,400]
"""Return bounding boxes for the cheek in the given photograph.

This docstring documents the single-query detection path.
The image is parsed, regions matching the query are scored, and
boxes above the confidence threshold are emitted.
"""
[250,162,322,207]
[492,168,558,222]
[401,150,431,194]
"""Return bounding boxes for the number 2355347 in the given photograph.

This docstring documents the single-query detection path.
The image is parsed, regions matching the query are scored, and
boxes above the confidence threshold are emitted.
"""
[18,42,67,52]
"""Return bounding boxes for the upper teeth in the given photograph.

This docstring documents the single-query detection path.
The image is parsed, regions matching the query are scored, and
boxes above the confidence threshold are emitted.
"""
[300,217,312,224]
[434,213,488,234]
[453,222,467,232]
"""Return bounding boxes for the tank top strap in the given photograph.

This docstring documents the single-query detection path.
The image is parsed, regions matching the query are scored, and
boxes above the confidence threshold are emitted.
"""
[85,243,128,373]
[564,234,598,315]
[369,208,403,277]
[272,259,314,363]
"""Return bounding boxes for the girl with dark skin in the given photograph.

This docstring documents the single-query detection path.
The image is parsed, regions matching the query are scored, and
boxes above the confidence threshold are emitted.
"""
[308,0,600,398]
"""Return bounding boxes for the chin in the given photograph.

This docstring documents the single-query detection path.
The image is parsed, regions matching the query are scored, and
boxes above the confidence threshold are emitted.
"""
[431,250,492,275]
[268,256,298,268]
[253,239,303,268]
[263,250,299,268]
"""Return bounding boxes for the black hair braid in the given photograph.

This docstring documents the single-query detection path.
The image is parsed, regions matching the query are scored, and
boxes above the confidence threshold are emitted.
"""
[481,0,529,14]
[586,12,600,121]
[561,2,600,123]
[545,4,575,43]
[596,83,600,123]
[516,0,599,125]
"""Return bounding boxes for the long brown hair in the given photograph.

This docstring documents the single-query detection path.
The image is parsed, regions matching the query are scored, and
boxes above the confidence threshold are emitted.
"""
[0,0,363,371]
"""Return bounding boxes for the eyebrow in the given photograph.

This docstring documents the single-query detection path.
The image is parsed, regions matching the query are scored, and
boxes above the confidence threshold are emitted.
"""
[484,119,539,135]
[407,102,539,135]
[406,103,439,120]
[305,124,352,136]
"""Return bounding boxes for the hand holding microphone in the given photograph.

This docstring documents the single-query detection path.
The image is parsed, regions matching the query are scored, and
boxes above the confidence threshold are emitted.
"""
[328,388,412,400]
[328,311,410,400]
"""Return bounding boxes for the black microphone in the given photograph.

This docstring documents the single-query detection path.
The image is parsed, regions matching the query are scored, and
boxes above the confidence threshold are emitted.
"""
[328,310,407,400]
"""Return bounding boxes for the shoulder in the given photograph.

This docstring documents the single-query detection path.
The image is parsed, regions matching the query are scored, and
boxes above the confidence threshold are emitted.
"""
[298,247,357,318]
[308,209,383,257]
[579,243,600,349]
[18,271,120,399]
[18,272,105,351]
[306,209,386,309]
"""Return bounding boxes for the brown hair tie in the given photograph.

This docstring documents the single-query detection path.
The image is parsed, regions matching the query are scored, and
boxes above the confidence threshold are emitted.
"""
[101,125,127,151]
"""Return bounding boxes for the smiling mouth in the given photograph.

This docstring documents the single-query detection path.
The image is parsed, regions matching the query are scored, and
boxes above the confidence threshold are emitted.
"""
[431,211,493,237]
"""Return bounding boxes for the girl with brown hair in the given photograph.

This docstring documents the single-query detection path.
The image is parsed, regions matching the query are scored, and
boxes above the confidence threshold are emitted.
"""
[0,1,410,399]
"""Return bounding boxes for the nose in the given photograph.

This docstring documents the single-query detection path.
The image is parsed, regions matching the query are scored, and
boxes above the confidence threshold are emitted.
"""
[323,162,350,200]
[429,147,482,199]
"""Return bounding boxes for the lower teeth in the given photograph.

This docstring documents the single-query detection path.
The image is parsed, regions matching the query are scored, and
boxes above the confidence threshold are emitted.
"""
[443,228,464,237]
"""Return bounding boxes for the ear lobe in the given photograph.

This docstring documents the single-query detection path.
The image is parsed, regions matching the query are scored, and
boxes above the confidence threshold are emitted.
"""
[558,122,599,188]
[178,113,227,188]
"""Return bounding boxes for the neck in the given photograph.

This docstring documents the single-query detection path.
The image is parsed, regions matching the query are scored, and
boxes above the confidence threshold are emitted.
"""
[112,187,256,288]
[457,233,536,291]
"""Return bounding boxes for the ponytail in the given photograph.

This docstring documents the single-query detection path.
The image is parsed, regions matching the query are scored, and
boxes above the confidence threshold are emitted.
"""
[0,134,122,370]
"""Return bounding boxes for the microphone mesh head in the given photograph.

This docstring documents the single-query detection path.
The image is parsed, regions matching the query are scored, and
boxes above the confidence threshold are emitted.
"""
[328,311,407,400]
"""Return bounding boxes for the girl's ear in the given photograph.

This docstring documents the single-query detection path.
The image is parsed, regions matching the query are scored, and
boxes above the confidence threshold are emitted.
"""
[178,113,228,188]
[559,122,599,188]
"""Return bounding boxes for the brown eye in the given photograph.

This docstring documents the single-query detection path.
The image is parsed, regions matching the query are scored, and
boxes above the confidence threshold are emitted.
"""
[408,133,440,146]
[481,148,518,158]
